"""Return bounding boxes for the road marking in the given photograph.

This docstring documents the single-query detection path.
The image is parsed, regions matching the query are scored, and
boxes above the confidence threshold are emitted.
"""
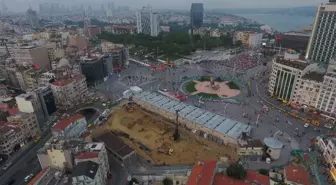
[274,130,281,138]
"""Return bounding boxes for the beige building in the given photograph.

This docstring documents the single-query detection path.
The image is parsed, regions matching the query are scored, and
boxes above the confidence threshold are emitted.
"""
[50,74,88,106]
[0,124,25,156]
[13,45,51,70]
[37,137,109,177]
[238,139,264,157]
[7,112,40,138]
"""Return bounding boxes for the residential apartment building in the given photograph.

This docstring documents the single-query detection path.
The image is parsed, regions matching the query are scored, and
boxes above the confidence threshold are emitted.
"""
[26,167,67,185]
[13,45,51,70]
[75,142,110,182]
[7,112,40,138]
[318,137,336,182]
[72,161,105,185]
[0,124,25,155]
[37,137,109,179]
[306,1,336,64]
[136,6,159,36]
[105,25,137,35]
[248,33,263,48]
[233,31,262,47]
[15,88,56,129]
[50,74,88,106]
[316,59,336,118]
[51,114,87,138]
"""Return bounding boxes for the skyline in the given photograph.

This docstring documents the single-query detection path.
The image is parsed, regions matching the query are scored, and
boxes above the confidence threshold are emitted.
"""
[0,0,329,13]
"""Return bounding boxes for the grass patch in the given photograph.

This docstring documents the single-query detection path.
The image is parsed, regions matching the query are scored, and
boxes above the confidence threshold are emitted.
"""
[185,81,197,93]
[227,81,240,90]
[196,92,220,99]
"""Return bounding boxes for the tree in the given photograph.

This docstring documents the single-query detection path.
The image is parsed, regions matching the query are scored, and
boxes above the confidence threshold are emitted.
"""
[162,177,173,185]
[275,182,289,185]
[235,40,243,47]
[128,178,139,185]
[258,169,269,176]
[226,163,247,180]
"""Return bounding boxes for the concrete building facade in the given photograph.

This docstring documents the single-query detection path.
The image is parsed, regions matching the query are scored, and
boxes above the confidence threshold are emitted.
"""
[7,112,40,138]
[306,2,336,64]
[0,124,25,156]
[13,45,51,70]
[50,74,88,106]
[51,114,87,138]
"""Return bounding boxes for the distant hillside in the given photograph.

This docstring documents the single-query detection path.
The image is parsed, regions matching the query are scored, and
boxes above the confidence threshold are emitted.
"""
[209,6,317,17]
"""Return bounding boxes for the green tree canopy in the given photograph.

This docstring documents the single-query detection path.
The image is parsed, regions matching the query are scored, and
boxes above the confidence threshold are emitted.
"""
[226,163,247,180]
[162,177,173,185]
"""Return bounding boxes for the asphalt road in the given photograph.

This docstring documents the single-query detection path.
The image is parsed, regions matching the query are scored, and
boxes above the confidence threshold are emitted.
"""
[0,132,51,185]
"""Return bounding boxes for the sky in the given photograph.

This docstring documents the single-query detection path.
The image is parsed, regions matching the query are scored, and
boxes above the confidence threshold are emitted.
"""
[1,0,328,12]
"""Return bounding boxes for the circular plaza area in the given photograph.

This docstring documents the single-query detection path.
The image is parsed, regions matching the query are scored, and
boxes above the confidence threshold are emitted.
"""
[182,76,242,100]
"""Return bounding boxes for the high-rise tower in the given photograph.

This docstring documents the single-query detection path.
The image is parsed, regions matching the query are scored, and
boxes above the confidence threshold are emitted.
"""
[305,1,336,64]
[190,3,203,28]
[136,6,159,37]
[26,9,40,28]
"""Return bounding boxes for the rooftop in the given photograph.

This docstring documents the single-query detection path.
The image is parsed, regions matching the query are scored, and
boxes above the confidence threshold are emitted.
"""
[95,131,134,158]
[111,25,137,30]
[240,139,264,148]
[76,152,99,160]
[52,114,85,131]
[275,56,309,70]
[51,78,73,87]
[213,171,270,185]
[186,160,217,185]
[302,71,325,82]
[284,165,311,185]
[27,167,67,185]
[72,161,99,180]
[282,31,310,37]
[263,137,283,149]
[134,91,251,140]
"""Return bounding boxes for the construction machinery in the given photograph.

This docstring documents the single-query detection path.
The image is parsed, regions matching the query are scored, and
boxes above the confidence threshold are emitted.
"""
[123,102,134,113]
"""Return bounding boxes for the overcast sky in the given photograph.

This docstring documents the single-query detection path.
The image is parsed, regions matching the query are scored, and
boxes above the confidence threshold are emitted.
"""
[2,0,328,12]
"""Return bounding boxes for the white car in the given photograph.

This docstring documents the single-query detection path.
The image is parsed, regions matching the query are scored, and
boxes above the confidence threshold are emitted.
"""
[304,123,310,128]
[24,174,34,182]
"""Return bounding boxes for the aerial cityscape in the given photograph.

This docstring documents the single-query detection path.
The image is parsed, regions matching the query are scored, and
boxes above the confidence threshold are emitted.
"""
[0,0,335,185]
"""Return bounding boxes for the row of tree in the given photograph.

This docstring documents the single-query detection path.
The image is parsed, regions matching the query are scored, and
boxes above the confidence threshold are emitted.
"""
[98,31,235,56]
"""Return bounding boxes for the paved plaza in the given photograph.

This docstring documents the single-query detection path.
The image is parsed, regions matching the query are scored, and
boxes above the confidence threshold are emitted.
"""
[93,50,329,172]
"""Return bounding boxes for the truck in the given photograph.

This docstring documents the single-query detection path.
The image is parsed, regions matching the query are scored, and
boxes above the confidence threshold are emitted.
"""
[123,90,132,99]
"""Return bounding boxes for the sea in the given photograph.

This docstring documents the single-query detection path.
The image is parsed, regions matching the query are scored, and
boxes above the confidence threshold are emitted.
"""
[236,14,315,32]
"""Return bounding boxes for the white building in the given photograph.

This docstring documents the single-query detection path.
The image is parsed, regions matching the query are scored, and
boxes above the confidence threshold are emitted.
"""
[248,33,263,48]
[136,6,159,36]
[306,2,336,64]
[268,55,308,101]
[318,137,336,183]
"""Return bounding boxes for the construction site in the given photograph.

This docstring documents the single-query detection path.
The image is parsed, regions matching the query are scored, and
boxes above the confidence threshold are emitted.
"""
[93,100,238,165]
